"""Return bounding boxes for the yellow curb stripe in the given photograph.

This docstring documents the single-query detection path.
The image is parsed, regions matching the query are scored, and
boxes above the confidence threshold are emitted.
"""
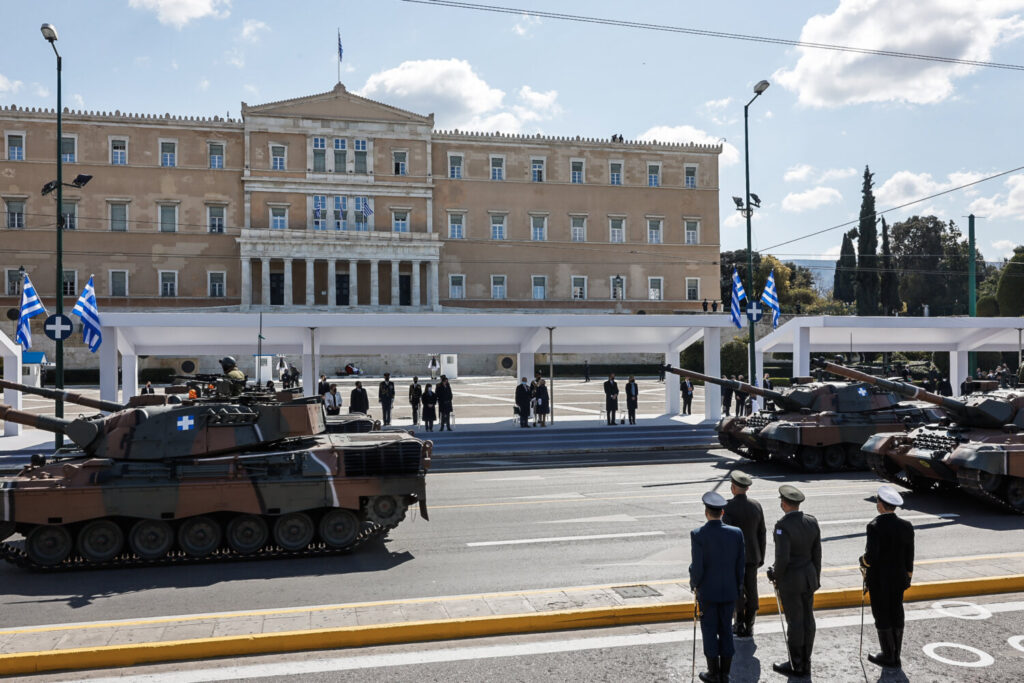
[2,574,1023,676]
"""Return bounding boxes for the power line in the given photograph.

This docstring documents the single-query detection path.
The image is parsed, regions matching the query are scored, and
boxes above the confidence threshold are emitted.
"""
[404,1,1024,72]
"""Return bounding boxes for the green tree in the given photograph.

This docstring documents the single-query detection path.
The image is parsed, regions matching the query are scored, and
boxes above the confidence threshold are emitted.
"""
[833,231,857,303]
[891,215,945,315]
[879,217,901,315]
[855,166,879,314]
[996,246,1024,316]
[976,295,999,317]
[719,249,761,307]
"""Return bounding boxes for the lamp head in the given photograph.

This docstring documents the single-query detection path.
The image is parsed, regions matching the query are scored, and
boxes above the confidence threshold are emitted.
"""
[41,180,59,196]
[40,23,58,42]
[753,80,770,95]
[71,174,93,188]
[732,196,745,209]
[750,193,762,208]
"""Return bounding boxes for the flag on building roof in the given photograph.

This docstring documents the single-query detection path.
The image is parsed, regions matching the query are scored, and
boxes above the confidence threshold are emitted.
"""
[760,269,781,329]
[361,197,373,217]
[730,268,746,330]
[71,274,102,352]
[14,273,47,351]
[338,29,344,63]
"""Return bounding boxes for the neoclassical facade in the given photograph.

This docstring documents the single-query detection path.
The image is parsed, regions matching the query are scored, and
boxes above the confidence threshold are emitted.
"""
[1,83,721,314]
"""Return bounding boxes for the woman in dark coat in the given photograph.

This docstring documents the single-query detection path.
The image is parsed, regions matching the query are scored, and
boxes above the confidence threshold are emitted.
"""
[349,381,370,414]
[421,384,437,431]
[436,376,454,431]
[625,375,639,425]
[533,378,549,427]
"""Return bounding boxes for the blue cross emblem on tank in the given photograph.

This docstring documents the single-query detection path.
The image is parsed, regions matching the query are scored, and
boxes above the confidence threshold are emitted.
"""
[177,415,195,431]
[857,387,869,397]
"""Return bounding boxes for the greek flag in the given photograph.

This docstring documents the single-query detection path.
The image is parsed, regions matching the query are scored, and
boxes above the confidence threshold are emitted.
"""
[338,30,343,63]
[71,275,102,352]
[14,273,47,350]
[361,197,373,217]
[760,269,781,329]
[730,268,746,330]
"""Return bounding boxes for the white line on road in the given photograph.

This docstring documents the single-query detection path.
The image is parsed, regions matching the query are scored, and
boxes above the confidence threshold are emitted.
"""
[818,513,959,526]
[481,476,546,481]
[539,514,639,524]
[466,531,665,547]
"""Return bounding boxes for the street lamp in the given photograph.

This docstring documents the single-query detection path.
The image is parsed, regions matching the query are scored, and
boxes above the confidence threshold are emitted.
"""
[741,79,769,392]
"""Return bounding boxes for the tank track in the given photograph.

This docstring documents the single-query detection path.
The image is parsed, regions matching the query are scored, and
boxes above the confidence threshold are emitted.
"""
[866,452,901,485]
[956,468,1023,515]
[0,509,408,572]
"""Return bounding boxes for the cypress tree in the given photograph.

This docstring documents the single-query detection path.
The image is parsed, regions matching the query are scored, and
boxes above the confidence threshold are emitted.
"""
[855,165,880,314]
[833,231,857,303]
[879,217,901,315]
[995,246,1024,317]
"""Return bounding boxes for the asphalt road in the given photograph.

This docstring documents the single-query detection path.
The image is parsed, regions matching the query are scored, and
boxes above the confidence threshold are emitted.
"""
[1,448,1020,630]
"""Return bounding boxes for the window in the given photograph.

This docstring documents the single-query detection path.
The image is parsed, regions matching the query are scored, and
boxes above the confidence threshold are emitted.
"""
[685,165,697,189]
[160,271,177,297]
[609,218,624,243]
[490,156,504,180]
[208,205,225,233]
[353,197,369,230]
[6,134,24,161]
[531,158,545,182]
[312,137,326,172]
[159,204,177,232]
[393,210,409,233]
[334,138,347,173]
[532,275,547,300]
[449,154,463,179]
[354,139,367,174]
[611,276,626,300]
[685,220,700,245]
[449,274,465,299]
[61,136,76,163]
[609,161,622,186]
[271,145,286,170]
[648,277,664,301]
[491,275,506,300]
[647,163,660,187]
[647,219,663,244]
[62,270,77,297]
[531,215,547,241]
[5,200,25,229]
[571,216,586,242]
[160,141,176,167]
[109,202,128,232]
[208,271,226,298]
[208,142,224,169]
[572,276,587,300]
[490,214,506,240]
[393,151,407,176]
[110,139,127,165]
[61,202,77,230]
[6,269,20,295]
[448,213,465,239]
[109,270,128,297]
[271,207,288,229]
[686,277,700,301]
[334,196,347,230]
[571,160,584,184]
[312,195,327,230]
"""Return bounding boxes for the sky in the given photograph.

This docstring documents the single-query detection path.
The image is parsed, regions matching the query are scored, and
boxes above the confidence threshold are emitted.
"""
[2,0,1024,265]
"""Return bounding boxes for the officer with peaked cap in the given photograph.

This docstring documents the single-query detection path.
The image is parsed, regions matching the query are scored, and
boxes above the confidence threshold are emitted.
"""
[860,485,915,670]
[689,491,745,682]
[723,470,766,638]
[769,485,822,677]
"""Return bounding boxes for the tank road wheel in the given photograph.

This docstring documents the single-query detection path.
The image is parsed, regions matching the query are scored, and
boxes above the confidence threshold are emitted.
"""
[319,509,361,548]
[273,513,315,551]
[130,520,174,560]
[26,526,72,567]
[845,446,868,471]
[77,520,124,563]
[976,470,1004,494]
[1005,478,1024,514]
[178,516,222,558]
[366,495,407,526]
[797,447,824,473]
[823,445,846,471]
[226,514,268,555]
[749,448,770,462]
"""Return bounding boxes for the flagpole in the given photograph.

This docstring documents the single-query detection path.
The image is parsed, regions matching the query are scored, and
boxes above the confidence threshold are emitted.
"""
[257,312,263,386]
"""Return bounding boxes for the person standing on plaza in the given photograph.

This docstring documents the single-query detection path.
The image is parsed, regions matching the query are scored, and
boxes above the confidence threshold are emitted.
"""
[603,373,620,425]
[769,485,822,678]
[583,360,590,383]
[317,374,330,396]
[681,377,694,415]
[861,485,915,670]
[409,376,423,426]
[323,385,342,415]
[515,377,532,428]
[141,381,155,395]
[625,375,639,425]
[421,384,437,432]
[735,375,748,416]
[428,356,439,381]
[689,491,745,683]
[723,471,766,638]
[534,377,550,427]
[349,381,369,415]
[721,378,733,416]
[378,372,396,426]
[436,375,454,431]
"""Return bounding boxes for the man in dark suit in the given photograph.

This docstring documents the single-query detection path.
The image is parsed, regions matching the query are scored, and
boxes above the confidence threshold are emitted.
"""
[624,375,639,425]
[721,379,733,416]
[141,381,156,395]
[690,491,745,683]
[515,377,532,428]
[769,485,822,677]
[349,381,369,414]
[681,378,694,415]
[409,377,423,426]
[603,374,619,425]
[723,471,766,638]
[436,375,454,431]
[861,485,915,670]
[317,374,331,396]
[378,373,395,425]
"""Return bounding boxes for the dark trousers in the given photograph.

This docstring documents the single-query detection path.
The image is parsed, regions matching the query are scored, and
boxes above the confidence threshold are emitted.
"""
[411,403,419,425]
[518,406,530,427]
[381,400,393,425]
[868,580,906,630]
[699,600,735,658]
[606,408,616,425]
[627,407,636,424]
[722,399,731,416]
[441,411,452,430]
[736,563,759,626]
[683,395,693,414]
[780,589,816,662]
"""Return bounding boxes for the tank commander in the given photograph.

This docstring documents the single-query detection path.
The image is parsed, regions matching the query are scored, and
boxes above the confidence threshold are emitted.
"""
[219,356,246,396]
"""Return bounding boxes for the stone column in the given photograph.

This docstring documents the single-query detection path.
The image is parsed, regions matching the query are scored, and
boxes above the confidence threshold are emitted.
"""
[260,258,271,306]
[664,348,681,414]
[327,260,337,307]
[792,325,811,377]
[99,327,119,408]
[283,258,293,307]
[2,345,22,436]
[391,260,400,306]
[950,350,969,397]
[370,260,380,306]
[305,259,315,306]
[517,352,535,382]
[428,260,440,311]
[240,258,252,310]
[703,327,721,421]
[122,354,139,399]
[348,260,358,306]
[411,260,421,308]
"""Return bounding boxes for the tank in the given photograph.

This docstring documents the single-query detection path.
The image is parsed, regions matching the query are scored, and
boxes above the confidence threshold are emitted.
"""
[665,366,944,472]
[815,359,1024,513]
[0,387,431,569]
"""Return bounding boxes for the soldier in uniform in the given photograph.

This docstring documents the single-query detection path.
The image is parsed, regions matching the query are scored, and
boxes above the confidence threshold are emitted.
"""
[409,377,423,426]
[219,356,246,396]
[723,470,766,638]
[861,485,914,670]
[690,491,745,683]
[769,484,821,677]
[378,373,396,426]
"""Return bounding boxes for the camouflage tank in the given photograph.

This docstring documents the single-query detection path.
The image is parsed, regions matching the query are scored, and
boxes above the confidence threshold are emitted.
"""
[816,360,1024,514]
[664,366,944,472]
[0,383,430,569]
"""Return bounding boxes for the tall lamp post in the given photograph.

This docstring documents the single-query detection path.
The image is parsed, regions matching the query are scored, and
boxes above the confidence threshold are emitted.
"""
[740,79,769,391]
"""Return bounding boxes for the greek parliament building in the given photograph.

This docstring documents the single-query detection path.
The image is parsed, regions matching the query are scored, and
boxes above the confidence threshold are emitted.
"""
[1,83,721,319]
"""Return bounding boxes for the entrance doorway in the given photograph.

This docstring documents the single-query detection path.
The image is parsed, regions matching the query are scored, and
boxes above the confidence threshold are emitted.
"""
[270,273,284,305]
[335,273,350,305]
[399,275,412,306]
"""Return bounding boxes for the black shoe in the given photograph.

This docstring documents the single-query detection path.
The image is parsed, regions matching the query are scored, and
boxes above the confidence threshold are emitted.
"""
[720,656,732,683]
[868,629,896,668]
[698,656,719,683]
[772,661,796,676]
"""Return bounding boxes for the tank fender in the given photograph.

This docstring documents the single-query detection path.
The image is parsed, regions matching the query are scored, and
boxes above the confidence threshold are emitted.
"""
[760,422,800,445]
[862,432,903,454]
[946,444,1008,475]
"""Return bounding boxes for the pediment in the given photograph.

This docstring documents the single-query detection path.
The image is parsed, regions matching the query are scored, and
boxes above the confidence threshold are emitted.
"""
[242,83,433,125]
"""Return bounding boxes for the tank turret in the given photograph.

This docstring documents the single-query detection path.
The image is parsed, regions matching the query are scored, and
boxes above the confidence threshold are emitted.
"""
[663,366,798,409]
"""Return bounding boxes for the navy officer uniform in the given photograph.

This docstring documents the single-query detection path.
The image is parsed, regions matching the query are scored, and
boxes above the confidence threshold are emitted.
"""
[722,470,766,638]
[689,491,745,683]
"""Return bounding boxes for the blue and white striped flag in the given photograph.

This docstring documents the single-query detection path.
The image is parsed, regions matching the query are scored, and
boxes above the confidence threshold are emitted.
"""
[338,29,344,63]
[760,269,781,329]
[14,273,47,350]
[71,274,102,352]
[361,197,373,217]
[730,268,746,329]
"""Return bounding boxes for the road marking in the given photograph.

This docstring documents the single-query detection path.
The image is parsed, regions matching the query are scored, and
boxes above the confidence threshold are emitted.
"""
[540,514,639,524]
[818,513,959,526]
[481,476,546,481]
[466,531,665,547]
[922,642,995,668]
[511,492,587,500]
[931,600,992,620]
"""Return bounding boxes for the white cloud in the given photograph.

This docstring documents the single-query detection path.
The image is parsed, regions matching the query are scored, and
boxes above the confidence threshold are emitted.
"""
[782,186,843,212]
[225,48,245,68]
[822,245,842,259]
[991,239,1021,258]
[171,60,179,70]
[513,13,541,36]
[704,97,733,110]
[31,82,49,98]
[969,174,1024,220]
[875,169,987,209]
[636,125,739,166]
[784,164,815,183]
[762,110,774,119]
[243,84,258,96]
[198,78,210,91]
[723,211,764,230]
[129,0,231,28]
[819,167,858,182]
[0,74,23,97]
[241,19,269,42]
[773,0,1024,107]
[71,94,85,109]
[787,164,858,183]
[702,97,737,125]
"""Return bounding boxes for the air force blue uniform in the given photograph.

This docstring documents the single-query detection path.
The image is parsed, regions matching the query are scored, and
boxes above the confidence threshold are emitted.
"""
[689,518,746,658]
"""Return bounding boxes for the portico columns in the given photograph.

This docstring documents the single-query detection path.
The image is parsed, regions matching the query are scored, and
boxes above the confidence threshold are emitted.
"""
[283,258,293,306]
[370,260,380,306]
[260,257,270,306]
[428,260,440,311]
[327,260,337,307]
[517,351,535,381]
[348,260,358,306]
[391,260,400,306]
[240,258,252,310]
[792,326,811,377]
[665,346,681,414]
[412,261,421,307]
[950,350,969,396]
[703,327,721,421]
[122,353,139,399]
[305,259,315,306]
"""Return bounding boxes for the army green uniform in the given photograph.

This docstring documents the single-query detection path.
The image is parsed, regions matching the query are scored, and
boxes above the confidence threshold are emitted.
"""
[771,485,821,677]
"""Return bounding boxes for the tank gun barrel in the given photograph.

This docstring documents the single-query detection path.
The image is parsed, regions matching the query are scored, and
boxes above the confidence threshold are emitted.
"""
[663,366,788,402]
[0,404,74,436]
[0,379,123,413]
[812,359,965,413]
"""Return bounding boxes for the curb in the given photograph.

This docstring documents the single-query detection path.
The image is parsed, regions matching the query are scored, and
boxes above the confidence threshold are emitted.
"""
[2,574,1023,676]
[433,442,718,459]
